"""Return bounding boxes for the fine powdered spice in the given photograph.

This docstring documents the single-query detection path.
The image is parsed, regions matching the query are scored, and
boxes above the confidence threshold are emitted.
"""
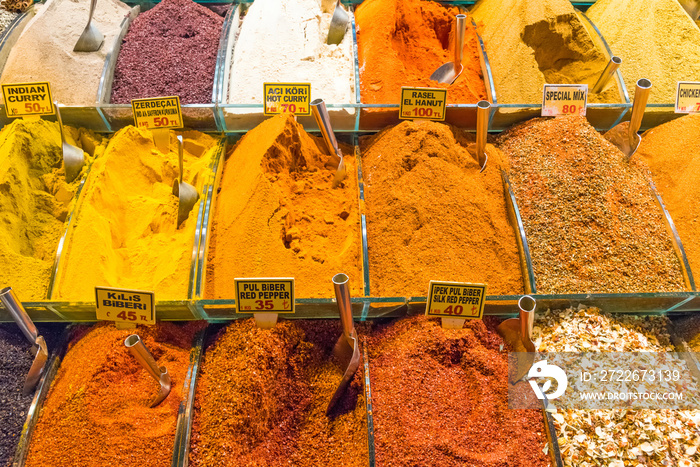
[25,322,199,467]
[205,114,362,299]
[0,324,63,467]
[189,319,367,466]
[227,0,355,106]
[111,0,224,104]
[632,114,700,279]
[53,127,220,301]
[361,120,524,297]
[355,0,487,104]
[0,0,131,106]
[0,119,105,300]
[498,116,684,294]
[471,0,621,104]
[587,0,700,103]
[367,316,550,467]
[535,307,700,467]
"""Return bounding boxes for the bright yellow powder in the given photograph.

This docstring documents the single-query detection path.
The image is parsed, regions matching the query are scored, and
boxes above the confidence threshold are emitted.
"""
[587,0,700,103]
[53,126,220,301]
[0,119,104,300]
[471,0,622,103]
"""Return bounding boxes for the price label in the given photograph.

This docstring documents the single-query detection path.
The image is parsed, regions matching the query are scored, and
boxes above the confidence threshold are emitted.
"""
[131,96,183,130]
[425,281,486,319]
[263,83,311,115]
[542,84,587,117]
[95,287,155,325]
[400,87,446,121]
[235,278,295,313]
[2,82,54,117]
[675,81,700,113]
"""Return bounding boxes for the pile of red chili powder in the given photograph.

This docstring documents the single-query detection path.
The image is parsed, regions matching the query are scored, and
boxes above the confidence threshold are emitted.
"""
[189,319,368,467]
[110,0,225,104]
[24,322,199,467]
[367,316,550,467]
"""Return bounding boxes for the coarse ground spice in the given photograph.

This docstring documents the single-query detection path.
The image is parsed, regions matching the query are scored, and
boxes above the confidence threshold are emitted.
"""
[204,114,363,299]
[631,114,700,280]
[0,9,17,36]
[497,116,685,294]
[361,119,524,297]
[470,0,621,104]
[0,0,130,106]
[0,119,105,300]
[672,313,700,352]
[110,0,224,104]
[355,0,487,104]
[189,319,367,467]
[53,127,219,301]
[0,324,63,467]
[535,307,700,467]
[587,0,700,103]
[367,315,550,467]
[25,322,200,467]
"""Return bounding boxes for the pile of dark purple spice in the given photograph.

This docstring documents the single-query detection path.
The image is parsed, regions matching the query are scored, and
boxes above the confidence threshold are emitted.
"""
[110,0,225,104]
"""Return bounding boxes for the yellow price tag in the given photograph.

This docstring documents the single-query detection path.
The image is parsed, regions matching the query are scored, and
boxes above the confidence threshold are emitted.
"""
[400,86,446,121]
[95,287,155,325]
[235,278,295,313]
[131,96,183,130]
[425,281,486,319]
[263,83,311,115]
[2,82,54,118]
[675,81,700,113]
[542,84,587,117]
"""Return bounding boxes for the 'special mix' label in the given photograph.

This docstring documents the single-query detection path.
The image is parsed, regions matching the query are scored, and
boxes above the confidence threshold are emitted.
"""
[264,83,311,116]
[95,286,155,325]
[425,281,486,319]
[675,81,700,113]
[131,96,183,130]
[2,82,54,117]
[235,278,295,314]
[541,84,587,117]
[400,86,447,121]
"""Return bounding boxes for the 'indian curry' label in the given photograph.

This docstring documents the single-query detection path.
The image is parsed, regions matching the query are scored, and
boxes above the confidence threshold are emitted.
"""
[2,82,54,117]
[425,281,486,319]
[400,87,447,121]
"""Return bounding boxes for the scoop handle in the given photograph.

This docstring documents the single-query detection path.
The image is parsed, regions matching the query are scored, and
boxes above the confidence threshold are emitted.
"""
[454,14,466,72]
[476,100,490,172]
[0,287,38,345]
[125,334,164,382]
[628,79,652,148]
[518,295,536,344]
[332,273,354,340]
[177,135,184,185]
[87,0,97,26]
[54,101,67,145]
[311,99,340,158]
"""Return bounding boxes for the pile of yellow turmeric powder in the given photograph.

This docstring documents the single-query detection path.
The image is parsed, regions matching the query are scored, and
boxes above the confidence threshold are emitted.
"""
[0,119,105,300]
[204,113,363,299]
[53,127,220,301]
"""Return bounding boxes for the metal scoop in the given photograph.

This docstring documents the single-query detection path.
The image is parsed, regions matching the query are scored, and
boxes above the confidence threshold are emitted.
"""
[592,56,622,94]
[326,273,360,415]
[0,287,49,394]
[327,0,349,45]
[430,14,467,85]
[311,98,346,188]
[172,135,199,226]
[73,0,104,52]
[55,101,85,183]
[468,100,490,173]
[497,295,536,383]
[603,78,652,160]
[679,0,700,20]
[124,334,171,407]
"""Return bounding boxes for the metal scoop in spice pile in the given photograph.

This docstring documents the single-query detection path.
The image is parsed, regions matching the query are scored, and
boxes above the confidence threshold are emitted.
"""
[55,101,86,183]
[430,14,467,85]
[326,0,349,45]
[172,135,200,226]
[73,0,104,52]
[467,100,490,173]
[497,295,536,383]
[0,287,49,394]
[311,99,346,188]
[604,78,652,160]
[124,334,172,407]
[326,273,360,415]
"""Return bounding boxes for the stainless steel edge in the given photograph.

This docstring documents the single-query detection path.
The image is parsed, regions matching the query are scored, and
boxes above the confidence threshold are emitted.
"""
[95,6,140,105]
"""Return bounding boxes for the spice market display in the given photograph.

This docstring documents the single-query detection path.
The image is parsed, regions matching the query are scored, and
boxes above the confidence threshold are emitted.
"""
[0,0,700,466]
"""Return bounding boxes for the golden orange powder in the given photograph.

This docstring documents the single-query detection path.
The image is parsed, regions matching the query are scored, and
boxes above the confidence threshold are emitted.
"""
[204,114,363,298]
